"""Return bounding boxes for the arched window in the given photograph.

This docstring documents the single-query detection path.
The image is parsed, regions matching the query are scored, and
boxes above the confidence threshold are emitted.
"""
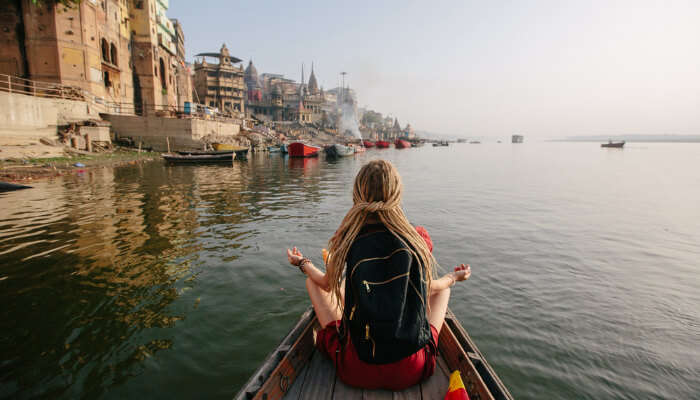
[110,43,118,65]
[159,58,166,89]
[101,39,109,62]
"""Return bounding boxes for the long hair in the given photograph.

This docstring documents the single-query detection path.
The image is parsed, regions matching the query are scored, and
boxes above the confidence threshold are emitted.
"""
[326,159,436,311]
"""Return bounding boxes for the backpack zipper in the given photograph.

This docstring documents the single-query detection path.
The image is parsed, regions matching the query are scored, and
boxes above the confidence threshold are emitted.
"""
[365,323,376,358]
[362,272,409,293]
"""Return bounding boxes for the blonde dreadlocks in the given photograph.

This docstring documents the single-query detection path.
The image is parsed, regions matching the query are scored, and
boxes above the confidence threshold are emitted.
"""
[326,160,436,311]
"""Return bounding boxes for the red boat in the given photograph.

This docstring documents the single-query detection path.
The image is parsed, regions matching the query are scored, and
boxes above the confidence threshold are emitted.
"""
[362,140,375,148]
[395,139,411,149]
[375,140,391,148]
[288,142,321,157]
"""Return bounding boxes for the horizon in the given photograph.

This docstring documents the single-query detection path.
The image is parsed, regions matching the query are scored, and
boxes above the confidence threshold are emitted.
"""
[169,1,700,138]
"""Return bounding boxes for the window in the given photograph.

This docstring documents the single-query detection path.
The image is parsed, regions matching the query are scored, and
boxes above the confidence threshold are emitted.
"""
[207,72,217,78]
[101,38,109,62]
[209,101,215,107]
[159,58,166,89]
[110,43,118,65]
[103,71,111,87]
[207,86,216,91]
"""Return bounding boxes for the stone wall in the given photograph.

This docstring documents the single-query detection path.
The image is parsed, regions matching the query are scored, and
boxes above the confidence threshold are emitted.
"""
[103,114,240,151]
[0,91,101,140]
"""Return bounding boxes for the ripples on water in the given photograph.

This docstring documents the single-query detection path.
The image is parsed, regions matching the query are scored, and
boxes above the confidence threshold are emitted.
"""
[1,143,699,399]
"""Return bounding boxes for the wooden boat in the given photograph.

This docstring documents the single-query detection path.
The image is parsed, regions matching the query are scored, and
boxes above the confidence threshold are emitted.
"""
[269,145,282,153]
[601,140,625,148]
[469,141,481,144]
[375,140,391,149]
[235,307,513,400]
[288,142,321,158]
[362,140,375,148]
[163,151,237,163]
[324,144,354,158]
[178,149,248,159]
[395,139,411,149]
[432,143,440,147]
[0,182,33,192]
[213,143,249,152]
[410,141,424,147]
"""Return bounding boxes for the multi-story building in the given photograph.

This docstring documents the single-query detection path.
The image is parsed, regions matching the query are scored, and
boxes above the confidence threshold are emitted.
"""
[170,18,192,109]
[193,44,245,115]
[130,0,178,114]
[0,0,134,106]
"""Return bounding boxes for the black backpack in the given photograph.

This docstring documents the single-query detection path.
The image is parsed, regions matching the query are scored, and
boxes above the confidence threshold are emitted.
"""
[343,227,431,364]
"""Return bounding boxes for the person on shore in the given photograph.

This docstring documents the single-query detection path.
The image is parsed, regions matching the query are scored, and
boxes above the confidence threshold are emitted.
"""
[286,159,471,390]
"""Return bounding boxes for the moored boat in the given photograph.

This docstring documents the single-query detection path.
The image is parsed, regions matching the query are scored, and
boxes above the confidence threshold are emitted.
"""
[601,140,625,148]
[280,143,288,154]
[362,140,375,148]
[288,142,321,158]
[352,144,366,153]
[324,144,355,158]
[0,182,33,192]
[234,307,513,400]
[178,148,248,159]
[395,139,411,149]
[375,140,391,148]
[469,141,481,144]
[212,143,249,152]
[163,151,237,163]
[268,145,281,153]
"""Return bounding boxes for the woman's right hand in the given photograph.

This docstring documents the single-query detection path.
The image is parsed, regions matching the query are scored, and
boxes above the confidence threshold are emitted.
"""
[452,264,471,282]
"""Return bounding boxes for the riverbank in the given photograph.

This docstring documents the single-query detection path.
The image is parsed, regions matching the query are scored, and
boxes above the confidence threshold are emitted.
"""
[0,149,158,183]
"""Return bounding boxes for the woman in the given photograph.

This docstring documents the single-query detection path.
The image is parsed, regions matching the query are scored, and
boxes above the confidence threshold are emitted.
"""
[286,159,470,390]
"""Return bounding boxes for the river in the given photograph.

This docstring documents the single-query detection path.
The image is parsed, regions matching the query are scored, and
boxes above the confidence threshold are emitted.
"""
[1,142,698,399]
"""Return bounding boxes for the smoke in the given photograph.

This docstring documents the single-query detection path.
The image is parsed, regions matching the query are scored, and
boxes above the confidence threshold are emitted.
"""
[339,102,362,139]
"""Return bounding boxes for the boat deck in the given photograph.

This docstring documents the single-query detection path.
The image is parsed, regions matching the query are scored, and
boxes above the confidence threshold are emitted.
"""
[282,346,451,399]
[235,308,512,400]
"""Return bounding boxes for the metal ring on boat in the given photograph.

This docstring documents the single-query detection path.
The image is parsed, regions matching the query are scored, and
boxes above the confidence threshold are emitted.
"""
[279,374,289,392]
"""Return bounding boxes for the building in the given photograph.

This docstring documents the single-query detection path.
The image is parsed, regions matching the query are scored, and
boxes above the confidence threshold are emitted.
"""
[170,18,192,108]
[193,44,245,115]
[0,0,134,107]
[130,0,179,114]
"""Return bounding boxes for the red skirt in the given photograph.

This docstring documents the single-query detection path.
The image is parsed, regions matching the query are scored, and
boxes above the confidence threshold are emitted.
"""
[316,321,439,390]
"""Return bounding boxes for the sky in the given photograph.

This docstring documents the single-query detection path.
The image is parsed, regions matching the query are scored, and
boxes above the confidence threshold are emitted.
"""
[168,0,700,138]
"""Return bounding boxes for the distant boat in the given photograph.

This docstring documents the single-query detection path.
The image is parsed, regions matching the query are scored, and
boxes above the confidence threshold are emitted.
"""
[351,143,366,153]
[268,145,281,153]
[324,144,354,158]
[433,140,449,147]
[512,135,524,143]
[362,140,375,148]
[394,139,411,149]
[375,140,391,148]
[164,151,238,163]
[288,142,321,157]
[469,141,481,144]
[601,140,625,148]
[213,143,248,152]
[410,141,424,147]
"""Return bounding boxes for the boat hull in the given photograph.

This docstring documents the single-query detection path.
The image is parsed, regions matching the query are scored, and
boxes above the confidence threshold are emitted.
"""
[163,152,237,163]
[325,144,354,158]
[213,143,248,152]
[375,141,391,148]
[288,142,320,157]
[234,307,513,400]
[362,140,375,148]
[601,141,625,148]
[395,139,411,149]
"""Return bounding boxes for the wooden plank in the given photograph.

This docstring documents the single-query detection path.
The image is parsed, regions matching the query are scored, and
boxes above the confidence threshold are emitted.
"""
[420,358,450,400]
[391,384,421,400]
[331,375,363,399]
[283,363,309,400]
[438,323,495,400]
[298,350,336,399]
[363,389,393,400]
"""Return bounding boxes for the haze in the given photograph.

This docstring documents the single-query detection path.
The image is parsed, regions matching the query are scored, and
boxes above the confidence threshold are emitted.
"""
[169,0,700,138]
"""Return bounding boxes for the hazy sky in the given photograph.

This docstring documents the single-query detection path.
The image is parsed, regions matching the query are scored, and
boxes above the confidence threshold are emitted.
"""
[169,1,700,138]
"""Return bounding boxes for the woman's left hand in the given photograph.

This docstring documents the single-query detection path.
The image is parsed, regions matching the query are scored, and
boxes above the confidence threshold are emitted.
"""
[453,264,471,282]
[286,246,304,266]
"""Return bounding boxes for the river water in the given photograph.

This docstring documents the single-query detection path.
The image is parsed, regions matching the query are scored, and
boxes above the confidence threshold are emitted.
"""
[1,142,698,399]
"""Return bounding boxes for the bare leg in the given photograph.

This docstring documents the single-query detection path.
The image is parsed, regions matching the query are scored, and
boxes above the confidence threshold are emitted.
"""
[306,277,343,328]
[427,287,451,333]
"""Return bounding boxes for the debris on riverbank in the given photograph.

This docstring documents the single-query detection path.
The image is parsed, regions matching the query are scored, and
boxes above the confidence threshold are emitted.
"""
[0,149,158,183]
